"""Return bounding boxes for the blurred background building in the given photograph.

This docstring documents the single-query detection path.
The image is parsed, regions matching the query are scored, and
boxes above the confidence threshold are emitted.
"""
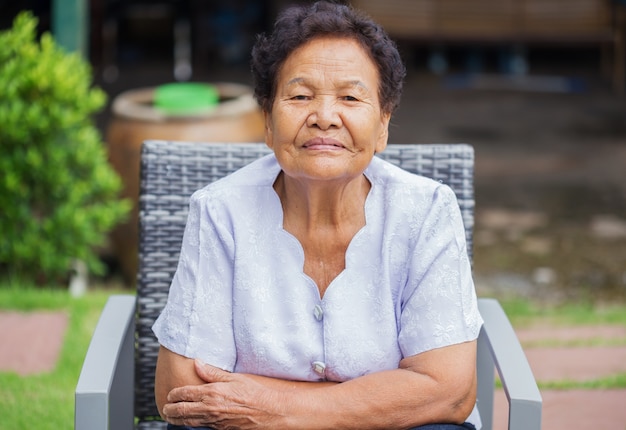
[1,0,625,298]
[2,0,624,90]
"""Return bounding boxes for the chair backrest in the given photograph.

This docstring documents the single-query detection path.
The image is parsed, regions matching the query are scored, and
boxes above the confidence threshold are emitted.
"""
[135,140,475,423]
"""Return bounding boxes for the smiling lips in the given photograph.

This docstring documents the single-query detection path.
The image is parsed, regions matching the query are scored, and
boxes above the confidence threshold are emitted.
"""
[303,137,345,150]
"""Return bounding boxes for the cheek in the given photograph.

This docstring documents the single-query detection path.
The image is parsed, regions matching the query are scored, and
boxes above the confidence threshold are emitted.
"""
[272,108,307,136]
[349,111,385,138]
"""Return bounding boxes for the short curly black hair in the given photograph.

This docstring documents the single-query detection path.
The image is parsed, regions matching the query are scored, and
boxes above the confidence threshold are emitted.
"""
[250,1,406,114]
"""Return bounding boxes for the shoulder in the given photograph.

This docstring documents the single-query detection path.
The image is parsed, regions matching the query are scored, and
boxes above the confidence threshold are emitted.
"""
[366,156,449,196]
[183,155,281,230]
[365,156,461,230]
[191,154,280,202]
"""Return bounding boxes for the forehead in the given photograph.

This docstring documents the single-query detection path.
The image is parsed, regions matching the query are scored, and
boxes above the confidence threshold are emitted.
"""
[278,36,379,84]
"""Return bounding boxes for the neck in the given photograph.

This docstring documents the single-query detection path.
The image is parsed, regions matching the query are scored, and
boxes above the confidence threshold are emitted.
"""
[274,172,370,233]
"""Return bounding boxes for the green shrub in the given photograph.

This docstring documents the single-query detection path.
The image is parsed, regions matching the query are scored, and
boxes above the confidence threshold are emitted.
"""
[0,12,130,284]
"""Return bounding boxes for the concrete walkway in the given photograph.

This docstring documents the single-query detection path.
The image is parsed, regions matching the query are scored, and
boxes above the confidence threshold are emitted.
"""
[0,310,68,376]
[493,324,626,430]
[494,389,626,430]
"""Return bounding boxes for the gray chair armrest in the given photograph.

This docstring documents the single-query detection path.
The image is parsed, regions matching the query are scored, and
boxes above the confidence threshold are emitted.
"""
[75,295,136,430]
[477,298,542,430]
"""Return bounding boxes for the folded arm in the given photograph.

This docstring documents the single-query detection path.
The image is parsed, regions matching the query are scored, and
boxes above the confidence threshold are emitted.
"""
[155,339,477,429]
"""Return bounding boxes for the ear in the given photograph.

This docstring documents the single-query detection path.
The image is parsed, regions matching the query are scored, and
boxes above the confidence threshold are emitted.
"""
[263,110,274,149]
[375,112,391,153]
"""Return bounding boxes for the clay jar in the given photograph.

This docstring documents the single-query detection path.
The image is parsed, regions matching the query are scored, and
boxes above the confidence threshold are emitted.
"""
[107,82,265,284]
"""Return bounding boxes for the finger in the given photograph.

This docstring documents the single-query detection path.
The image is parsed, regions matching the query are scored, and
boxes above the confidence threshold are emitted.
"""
[163,401,213,428]
[167,383,213,403]
[194,359,232,383]
[167,416,212,428]
[163,400,204,419]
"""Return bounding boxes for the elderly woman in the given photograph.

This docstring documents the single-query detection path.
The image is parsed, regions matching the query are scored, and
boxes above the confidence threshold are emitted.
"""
[152,2,482,429]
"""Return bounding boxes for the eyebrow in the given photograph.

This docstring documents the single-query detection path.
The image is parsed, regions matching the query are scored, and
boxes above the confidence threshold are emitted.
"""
[286,77,369,91]
[286,77,305,86]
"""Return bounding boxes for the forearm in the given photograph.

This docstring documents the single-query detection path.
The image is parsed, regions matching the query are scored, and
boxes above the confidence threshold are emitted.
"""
[159,341,477,429]
[245,373,338,391]
[155,345,336,419]
[278,367,474,430]
[155,347,202,419]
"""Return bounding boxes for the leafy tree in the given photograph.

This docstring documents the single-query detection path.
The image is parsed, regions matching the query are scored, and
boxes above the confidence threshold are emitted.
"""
[0,12,130,284]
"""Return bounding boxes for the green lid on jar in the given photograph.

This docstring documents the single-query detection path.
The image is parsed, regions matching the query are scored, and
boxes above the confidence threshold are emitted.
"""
[154,82,219,114]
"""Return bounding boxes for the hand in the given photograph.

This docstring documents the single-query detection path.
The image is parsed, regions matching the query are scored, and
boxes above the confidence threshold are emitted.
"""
[162,360,287,429]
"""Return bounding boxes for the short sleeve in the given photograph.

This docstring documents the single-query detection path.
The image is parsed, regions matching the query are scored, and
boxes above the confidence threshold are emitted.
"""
[152,189,238,371]
[398,184,482,357]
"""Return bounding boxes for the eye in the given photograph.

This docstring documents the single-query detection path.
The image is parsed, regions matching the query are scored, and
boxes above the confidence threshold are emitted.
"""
[291,95,310,101]
[342,95,359,102]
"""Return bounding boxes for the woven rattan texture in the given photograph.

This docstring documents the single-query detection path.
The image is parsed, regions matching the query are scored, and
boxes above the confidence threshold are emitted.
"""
[135,140,474,425]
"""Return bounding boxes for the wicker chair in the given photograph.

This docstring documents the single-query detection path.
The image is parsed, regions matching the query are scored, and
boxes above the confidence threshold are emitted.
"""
[75,140,542,430]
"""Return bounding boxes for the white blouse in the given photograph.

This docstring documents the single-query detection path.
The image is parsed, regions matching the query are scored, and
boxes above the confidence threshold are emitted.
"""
[152,153,483,423]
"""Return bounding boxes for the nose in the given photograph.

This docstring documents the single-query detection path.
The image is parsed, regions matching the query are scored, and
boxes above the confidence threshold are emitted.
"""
[306,97,342,130]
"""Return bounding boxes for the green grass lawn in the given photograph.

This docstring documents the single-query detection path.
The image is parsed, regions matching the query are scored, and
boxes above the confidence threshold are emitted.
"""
[498,296,626,328]
[0,286,116,430]
[0,285,624,430]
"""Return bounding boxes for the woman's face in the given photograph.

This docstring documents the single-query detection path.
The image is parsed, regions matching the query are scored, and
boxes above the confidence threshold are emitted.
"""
[265,36,391,184]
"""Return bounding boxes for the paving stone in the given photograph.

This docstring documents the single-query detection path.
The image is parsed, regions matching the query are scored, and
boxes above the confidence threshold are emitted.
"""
[525,346,626,381]
[493,389,626,430]
[0,311,68,375]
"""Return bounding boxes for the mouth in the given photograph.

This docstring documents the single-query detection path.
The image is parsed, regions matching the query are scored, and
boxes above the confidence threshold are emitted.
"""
[302,137,345,150]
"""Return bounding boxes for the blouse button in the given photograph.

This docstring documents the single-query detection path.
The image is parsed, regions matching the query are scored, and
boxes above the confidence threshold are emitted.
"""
[313,304,324,321]
[312,361,326,376]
